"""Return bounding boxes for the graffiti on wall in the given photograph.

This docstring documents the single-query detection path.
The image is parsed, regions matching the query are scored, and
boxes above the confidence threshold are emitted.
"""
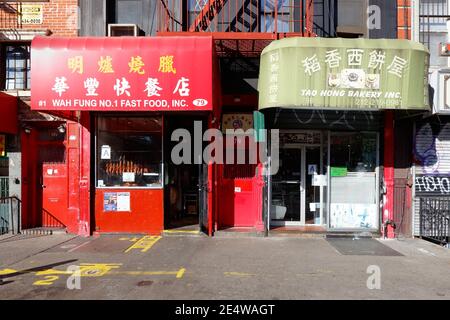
[415,175,450,195]
[414,123,450,175]
[414,122,450,197]
[330,203,378,229]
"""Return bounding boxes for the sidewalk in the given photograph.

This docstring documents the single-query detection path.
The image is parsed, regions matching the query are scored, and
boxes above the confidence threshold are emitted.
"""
[0,233,77,267]
[0,234,449,299]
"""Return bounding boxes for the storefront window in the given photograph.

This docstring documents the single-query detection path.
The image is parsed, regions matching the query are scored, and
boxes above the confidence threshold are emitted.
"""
[329,132,379,229]
[330,133,377,173]
[96,116,163,188]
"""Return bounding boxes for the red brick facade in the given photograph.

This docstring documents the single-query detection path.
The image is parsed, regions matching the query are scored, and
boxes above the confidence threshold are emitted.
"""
[397,0,412,40]
[0,0,78,37]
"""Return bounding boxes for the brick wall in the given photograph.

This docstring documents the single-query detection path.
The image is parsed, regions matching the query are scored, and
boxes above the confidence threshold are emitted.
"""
[397,0,412,39]
[0,0,78,37]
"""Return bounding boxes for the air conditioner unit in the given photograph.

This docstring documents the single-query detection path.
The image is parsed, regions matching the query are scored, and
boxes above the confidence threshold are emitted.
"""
[108,24,138,37]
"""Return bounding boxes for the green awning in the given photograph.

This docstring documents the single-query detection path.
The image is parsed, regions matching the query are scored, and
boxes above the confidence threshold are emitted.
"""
[258,37,430,111]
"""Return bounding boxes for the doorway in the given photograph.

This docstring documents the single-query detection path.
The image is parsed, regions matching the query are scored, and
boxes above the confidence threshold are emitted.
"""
[164,115,209,232]
[270,132,324,227]
[22,122,67,230]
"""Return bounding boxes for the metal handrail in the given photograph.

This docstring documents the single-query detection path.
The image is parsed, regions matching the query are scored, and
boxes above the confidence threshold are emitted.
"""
[0,196,21,235]
[41,207,67,229]
[0,196,66,234]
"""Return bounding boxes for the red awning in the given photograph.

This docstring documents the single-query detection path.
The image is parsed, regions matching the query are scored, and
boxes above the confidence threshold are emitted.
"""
[31,36,215,112]
[0,92,18,134]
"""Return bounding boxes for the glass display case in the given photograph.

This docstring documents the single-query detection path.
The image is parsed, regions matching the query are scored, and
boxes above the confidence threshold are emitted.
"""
[96,116,163,188]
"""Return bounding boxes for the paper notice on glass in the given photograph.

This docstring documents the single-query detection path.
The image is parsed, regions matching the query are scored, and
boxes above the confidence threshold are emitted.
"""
[308,164,317,175]
[104,192,117,211]
[101,145,111,159]
[123,172,135,182]
[117,192,130,212]
[312,174,327,186]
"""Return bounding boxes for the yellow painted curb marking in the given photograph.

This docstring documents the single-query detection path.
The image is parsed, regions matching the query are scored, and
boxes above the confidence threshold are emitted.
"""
[34,276,59,286]
[0,268,17,275]
[176,268,186,278]
[35,269,71,276]
[3,263,184,286]
[125,236,161,253]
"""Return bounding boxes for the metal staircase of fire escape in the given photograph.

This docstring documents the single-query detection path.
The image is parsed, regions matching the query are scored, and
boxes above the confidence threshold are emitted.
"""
[189,0,259,33]
[189,0,315,35]
[189,0,228,32]
[226,0,259,32]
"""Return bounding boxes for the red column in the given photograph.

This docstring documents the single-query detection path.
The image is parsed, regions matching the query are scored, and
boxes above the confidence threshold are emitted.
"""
[79,112,91,236]
[383,110,395,238]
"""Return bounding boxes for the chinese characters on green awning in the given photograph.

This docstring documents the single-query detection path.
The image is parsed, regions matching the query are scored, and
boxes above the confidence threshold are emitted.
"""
[258,38,430,111]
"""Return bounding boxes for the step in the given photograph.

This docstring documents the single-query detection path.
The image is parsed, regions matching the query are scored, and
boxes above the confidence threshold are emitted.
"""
[162,229,205,237]
[214,228,265,238]
[20,227,67,236]
[269,232,326,239]
[326,231,376,239]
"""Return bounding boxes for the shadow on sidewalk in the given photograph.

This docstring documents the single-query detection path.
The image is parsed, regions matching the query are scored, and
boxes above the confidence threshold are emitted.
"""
[0,259,78,285]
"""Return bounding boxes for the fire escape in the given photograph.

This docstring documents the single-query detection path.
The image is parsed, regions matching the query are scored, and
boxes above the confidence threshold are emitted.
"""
[0,2,22,39]
[157,0,318,58]
[157,1,335,106]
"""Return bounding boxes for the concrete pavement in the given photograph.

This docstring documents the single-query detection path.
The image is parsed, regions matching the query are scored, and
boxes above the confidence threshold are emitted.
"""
[0,234,449,299]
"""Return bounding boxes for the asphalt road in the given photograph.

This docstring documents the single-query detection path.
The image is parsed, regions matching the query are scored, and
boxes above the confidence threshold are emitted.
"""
[0,233,449,300]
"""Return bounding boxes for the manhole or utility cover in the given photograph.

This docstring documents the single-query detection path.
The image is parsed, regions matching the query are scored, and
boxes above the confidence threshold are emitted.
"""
[326,238,403,256]
[136,280,153,287]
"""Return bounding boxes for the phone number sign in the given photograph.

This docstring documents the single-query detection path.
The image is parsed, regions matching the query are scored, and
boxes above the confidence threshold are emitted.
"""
[20,4,43,25]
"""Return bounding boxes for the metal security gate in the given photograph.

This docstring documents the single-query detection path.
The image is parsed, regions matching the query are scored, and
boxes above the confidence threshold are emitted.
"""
[419,197,450,247]
[413,120,450,237]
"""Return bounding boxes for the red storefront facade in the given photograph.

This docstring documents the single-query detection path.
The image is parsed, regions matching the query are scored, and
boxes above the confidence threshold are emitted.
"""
[30,36,221,236]
[24,1,415,239]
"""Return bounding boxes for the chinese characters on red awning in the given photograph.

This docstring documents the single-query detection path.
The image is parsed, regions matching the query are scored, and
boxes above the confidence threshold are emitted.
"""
[31,37,214,111]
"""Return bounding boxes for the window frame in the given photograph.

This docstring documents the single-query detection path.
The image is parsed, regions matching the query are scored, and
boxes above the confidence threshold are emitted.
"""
[95,114,164,190]
[2,42,31,91]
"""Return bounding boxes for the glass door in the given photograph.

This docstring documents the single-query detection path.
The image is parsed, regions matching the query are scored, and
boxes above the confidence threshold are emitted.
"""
[305,146,322,224]
[328,132,379,230]
[271,147,304,225]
